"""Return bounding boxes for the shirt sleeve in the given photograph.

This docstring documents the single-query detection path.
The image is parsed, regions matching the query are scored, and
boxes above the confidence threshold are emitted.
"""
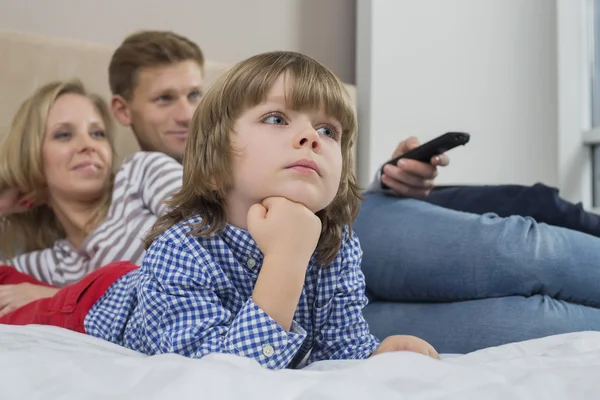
[307,231,380,365]
[8,245,84,287]
[129,152,183,217]
[363,168,386,194]
[133,237,307,370]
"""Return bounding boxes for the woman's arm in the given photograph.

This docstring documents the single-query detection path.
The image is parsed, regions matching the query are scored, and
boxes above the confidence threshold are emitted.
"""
[8,245,89,287]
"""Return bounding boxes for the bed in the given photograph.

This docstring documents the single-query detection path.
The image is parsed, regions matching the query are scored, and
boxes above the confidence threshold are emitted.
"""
[1,324,599,399]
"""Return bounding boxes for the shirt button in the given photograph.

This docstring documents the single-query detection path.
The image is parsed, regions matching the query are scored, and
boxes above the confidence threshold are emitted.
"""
[247,258,257,268]
[262,344,275,357]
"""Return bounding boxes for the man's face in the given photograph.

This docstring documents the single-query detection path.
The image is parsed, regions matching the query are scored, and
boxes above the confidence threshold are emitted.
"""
[112,60,204,161]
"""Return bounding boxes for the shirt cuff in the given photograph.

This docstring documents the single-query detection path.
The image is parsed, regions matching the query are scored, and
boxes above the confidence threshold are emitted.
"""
[223,298,307,369]
[364,168,387,194]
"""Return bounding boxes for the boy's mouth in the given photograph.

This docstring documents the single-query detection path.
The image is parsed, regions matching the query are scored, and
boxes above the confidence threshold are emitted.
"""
[287,159,321,176]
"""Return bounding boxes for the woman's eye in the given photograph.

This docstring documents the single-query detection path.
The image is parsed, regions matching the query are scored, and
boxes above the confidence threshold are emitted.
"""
[91,130,106,138]
[53,131,70,140]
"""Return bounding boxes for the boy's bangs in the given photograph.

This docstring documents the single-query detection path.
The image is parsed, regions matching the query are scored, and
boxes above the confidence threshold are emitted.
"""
[235,60,356,145]
[284,70,356,144]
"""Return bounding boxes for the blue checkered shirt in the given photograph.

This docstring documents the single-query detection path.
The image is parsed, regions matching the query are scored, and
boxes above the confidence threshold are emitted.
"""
[84,215,380,369]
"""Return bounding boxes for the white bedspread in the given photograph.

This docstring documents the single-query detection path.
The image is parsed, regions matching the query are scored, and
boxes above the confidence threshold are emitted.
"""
[1,324,599,399]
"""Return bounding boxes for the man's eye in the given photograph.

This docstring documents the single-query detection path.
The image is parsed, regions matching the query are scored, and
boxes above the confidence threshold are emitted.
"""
[156,95,172,103]
[188,91,202,102]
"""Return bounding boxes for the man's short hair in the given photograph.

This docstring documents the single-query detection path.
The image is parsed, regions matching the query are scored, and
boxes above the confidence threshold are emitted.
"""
[108,30,205,100]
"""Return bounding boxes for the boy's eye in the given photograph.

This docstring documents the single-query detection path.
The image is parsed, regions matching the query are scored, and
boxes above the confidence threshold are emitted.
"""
[317,125,341,140]
[317,126,335,138]
[263,114,286,125]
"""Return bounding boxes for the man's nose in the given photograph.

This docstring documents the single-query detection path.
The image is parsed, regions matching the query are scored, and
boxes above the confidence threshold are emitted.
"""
[174,98,197,125]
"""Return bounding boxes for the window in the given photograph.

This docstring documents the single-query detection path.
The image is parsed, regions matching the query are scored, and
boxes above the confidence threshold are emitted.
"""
[587,0,600,206]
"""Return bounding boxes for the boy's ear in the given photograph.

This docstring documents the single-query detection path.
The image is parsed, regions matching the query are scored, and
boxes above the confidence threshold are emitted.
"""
[110,95,132,126]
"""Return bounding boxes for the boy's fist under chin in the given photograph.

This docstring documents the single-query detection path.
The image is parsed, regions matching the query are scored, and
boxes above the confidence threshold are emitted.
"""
[247,196,321,260]
[372,335,440,360]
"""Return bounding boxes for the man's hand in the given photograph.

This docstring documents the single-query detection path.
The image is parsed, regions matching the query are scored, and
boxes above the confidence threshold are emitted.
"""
[372,335,440,360]
[0,283,59,318]
[381,136,450,198]
[247,196,322,262]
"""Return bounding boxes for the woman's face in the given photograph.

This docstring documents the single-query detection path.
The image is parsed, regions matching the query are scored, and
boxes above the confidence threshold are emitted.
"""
[42,93,113,203]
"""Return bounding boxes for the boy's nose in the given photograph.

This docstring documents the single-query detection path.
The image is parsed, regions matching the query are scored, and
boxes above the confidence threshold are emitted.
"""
[295,127,321,151]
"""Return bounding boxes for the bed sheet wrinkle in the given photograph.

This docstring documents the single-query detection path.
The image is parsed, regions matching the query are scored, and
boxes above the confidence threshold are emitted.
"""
[1,325,599,399]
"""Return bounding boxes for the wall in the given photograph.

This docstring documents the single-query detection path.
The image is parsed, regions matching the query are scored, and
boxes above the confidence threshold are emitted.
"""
[4,0,593,205]
[356,0,561,191]
[0,0,356,83]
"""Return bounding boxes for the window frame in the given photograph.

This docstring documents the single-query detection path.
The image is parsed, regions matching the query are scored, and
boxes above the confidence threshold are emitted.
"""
[582,0,600,208]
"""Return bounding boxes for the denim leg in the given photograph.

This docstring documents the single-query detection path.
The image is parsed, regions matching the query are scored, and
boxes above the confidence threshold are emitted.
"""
[426,183,600,237]
[354,192,600,306]
[362,296,600,354]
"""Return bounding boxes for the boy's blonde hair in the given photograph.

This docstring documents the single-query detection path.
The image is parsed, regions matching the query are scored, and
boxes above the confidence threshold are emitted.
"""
[0,80,115,258]
[144,51,361,265]
[109,30,205,100]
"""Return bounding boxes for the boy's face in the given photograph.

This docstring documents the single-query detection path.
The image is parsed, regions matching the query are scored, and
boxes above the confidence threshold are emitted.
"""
[111,60,204,162]
[228,75,343,215]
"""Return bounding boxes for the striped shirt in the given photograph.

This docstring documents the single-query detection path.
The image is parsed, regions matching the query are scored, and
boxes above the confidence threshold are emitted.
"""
[7,151,182,287]
[84,217,380,369]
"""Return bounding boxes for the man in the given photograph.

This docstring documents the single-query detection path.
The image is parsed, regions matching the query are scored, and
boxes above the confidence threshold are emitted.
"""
[108,30,600,354]
[108,30,205,163]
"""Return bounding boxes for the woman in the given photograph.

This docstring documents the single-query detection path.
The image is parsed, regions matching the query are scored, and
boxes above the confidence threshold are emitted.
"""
[0,80,182,316]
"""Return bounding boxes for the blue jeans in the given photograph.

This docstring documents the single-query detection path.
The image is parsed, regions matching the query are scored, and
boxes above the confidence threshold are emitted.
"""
[426,183,600,238]
[355,187,600,354]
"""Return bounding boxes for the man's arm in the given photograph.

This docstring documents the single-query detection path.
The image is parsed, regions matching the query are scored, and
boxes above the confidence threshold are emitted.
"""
[365,137,450,198]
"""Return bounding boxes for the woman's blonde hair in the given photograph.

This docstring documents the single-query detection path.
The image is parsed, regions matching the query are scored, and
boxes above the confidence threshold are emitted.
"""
[145,51,361,265]
[0,80,115,258]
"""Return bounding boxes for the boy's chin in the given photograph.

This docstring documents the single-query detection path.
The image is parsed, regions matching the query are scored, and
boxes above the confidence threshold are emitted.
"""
[269,191,330,213]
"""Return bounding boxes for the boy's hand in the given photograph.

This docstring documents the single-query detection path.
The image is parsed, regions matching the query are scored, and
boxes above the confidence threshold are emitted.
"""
[372,335,440,360]
[248,197,322,330]
[247,196,322,261]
